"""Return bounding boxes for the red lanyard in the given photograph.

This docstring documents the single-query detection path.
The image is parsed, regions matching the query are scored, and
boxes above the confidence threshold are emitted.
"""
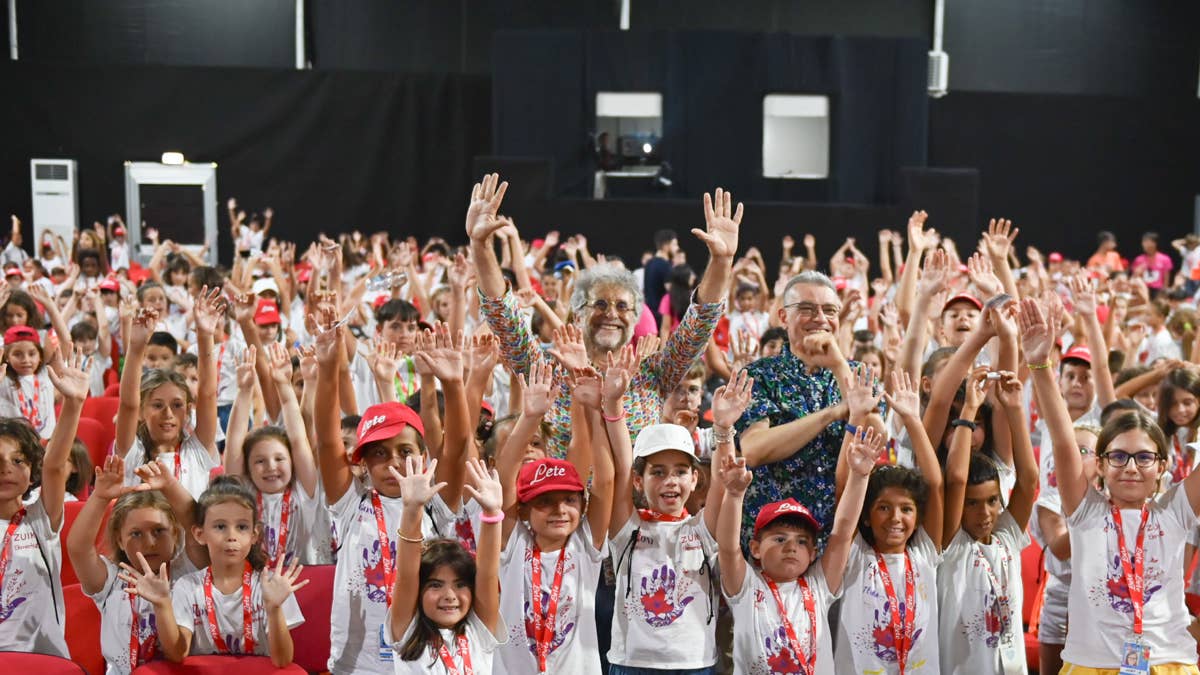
[173,445,182,481]
[203,562,256,654]
[15,379,38,428]
[529,543,567,672]
[435,633,473,675]
[765,576,818,675]
[257,488,293,567]
[973,543,1013,637]
[637,508,689,523]
[1173,436,1192,483]
[370,490,395,607]
[128,591,156,667]
[875,551,916,674]
[1111,503,1151,635]
[0,508,27,591]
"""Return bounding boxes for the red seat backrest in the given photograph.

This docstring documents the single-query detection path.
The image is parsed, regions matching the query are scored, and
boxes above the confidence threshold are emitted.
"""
[76,417,114,471]
[0,652,85,672]
[289,564,335,673]
[131,655,307,673]
[1021,539,1044,626]
[61,500,114,587]
[63,582,105,675]
[103,382,122,398]
[81,396,121,428]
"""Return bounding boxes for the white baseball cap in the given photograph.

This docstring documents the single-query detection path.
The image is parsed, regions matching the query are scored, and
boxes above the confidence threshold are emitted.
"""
[252,277,280,296]
[633,423,699,462]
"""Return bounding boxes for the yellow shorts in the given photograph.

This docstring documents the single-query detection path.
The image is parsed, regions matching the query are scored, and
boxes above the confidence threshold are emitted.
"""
[1061,663,1200,675]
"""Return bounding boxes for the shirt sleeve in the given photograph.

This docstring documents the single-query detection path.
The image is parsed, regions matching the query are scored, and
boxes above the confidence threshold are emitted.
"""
[478,289,546,378]
[735,360,782,432]
[645,297,724,393]
[172,574,199,632]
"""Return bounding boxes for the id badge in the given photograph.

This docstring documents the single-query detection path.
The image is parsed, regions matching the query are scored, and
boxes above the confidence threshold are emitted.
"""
[1118,638,1150,675]
[378,623,394,663]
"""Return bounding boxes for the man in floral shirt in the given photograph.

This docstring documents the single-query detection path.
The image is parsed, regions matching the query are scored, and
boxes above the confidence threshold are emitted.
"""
[466,173,742,458]
[736,271,885,550]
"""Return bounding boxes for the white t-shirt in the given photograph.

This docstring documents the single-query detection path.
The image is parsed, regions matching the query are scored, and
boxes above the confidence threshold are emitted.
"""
[327,479,458,675]
[496,518,607,675]
[390,610,505,675]
[834,529,941,675]
[1060,486,1200,667]
[257,483,321,567]
[171,566,304,657]
[90,551,197,674]
[88,353,114,398]
[0,371,57,440]
[122,433,218,499]
[726,309,769,344]
[350,347,421,410]
[607,512,720,669]
[110,241,130,271]
[0,499,68,657]
[726,562,839,675]
[937,511,1028,675]
[187,339,244,407]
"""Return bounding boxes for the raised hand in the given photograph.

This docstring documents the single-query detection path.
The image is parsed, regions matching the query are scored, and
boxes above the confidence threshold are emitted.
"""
[133,459,179,493]
[729,330,759,373]
[118,553,172,607]
[368,339,402,383]
[907,210,935,252]
[1068,273,1097,316]
[310,305,341,365]
[412,323,464,383]
[462,458,503,515]
[983,217,1019,261]
[716,454,753,496]
[390,456,446,509]
[844,364,882,420]
[917,248,949,298]
[602,343,639,406]
[984,298,1018,341]
[521,359,556,418]
[963,367,992,414]
[47,346,90,401]
[447,252,471,289]
[712,369,754,429]
[569,366,603,409]
[465,173,511,242]
[514,287,539,309]
[694,188,743,259]
[994,370,1023,409]
[548,324,590,371]
[93,456,148,501]
[879,301,900,328]
[1018,298,1055,367]
[297,345,318,382]
[467,333,500,380]
[265,342,293,385]
[635,335,661,361]
[235,345,258,389]
[261,559,309,611]
[883,370,920,420]
[192,285,226,336]
[846,425,885,475]
[128,306,159,349]
[966,252,1003,298]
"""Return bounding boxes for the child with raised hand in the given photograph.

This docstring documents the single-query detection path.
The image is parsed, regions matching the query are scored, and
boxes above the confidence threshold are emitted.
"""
[67,455,204,673]
[0,344,87,656]
[313,309,469,674]
[718,407,879,674]
[118,287,222,499]
[388,456,506,673]
[605,367,753,674]
[491,346,627,674]
[120,475,307,666]
[0,325,57,438]
[937,368,1038,675]
[1022,297,1200,672]
[224,341,321,566]
[495,358,554,506]
[834,366,945,675]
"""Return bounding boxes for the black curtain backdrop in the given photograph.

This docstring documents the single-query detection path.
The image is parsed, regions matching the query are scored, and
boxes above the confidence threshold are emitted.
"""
[493,30,928,205]
[929,92,1200,262]
[0,63,490,266]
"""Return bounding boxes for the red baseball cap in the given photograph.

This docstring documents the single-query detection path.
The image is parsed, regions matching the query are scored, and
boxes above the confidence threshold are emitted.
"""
[295,265,312,283]
[353,402,425,461]
[253,299,281,326]
[1062,344,1091,366]
[517,458,585,504]
[3,268,21,279]
[1048,252,1063,263]
[942,293,983,313]
[113,226,126,236]
[480,400,495,417]
[3,326,39,345]
[99,277,121,292]
[753,498,822,538]
[372,295,389,310]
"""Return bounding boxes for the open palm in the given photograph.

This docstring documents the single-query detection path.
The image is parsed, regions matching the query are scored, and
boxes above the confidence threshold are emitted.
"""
[694,188,742,259]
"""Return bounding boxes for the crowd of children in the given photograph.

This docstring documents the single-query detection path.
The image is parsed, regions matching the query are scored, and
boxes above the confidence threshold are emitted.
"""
[1,174,1200,675]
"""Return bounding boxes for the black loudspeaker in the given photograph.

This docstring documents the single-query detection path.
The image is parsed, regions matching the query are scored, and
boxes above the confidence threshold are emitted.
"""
[471,157,554,202]
[898,167,980,245]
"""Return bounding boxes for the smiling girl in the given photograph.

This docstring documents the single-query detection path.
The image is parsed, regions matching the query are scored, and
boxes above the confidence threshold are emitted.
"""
[0,325,56,439]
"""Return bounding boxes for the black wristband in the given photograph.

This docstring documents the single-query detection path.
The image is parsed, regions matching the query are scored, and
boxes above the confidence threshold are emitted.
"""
[950,418,978,432]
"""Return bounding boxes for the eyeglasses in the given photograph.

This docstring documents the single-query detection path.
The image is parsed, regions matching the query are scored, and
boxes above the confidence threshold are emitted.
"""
[783,302,841,321]
[1100,450,1162,468]
[582,299,636,315]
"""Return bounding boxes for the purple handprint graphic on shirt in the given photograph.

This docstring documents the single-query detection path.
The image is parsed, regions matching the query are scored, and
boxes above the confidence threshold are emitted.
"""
[1105,550,1162,614]
[639,564,696,627]
[763,624,803,673]
[870,599,922,663]
[362,538,397,603]
[521,591,576,658]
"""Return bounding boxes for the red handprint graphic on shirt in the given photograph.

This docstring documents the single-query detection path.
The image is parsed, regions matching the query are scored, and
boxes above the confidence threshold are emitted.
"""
[639,564,696,627]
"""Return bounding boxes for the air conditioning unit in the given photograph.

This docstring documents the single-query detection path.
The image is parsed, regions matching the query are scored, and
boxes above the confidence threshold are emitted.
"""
[30,159,79,252]
[928,50,949,98]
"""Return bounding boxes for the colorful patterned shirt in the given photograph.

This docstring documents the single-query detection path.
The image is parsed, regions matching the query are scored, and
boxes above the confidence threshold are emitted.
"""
[479,289,723,458]
[736,348,872,552]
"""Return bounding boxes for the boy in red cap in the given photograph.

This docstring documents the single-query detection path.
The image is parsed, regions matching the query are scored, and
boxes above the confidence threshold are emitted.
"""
[715,425,879,674]
[253,297,282,344]
[939,293,983,349]
[314,310,474,675]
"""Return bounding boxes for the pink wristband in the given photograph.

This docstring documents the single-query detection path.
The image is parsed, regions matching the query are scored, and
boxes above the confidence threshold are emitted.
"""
[479,512,505,524]
[602,410,626,423]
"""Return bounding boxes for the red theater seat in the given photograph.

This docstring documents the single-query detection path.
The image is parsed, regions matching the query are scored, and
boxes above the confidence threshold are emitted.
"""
[104,382,122,398]
[61,500,113,586]
[1022,540,1046,673]
[82,395,121,427]
[76,416,114,469]
[64,582,105,675]
[132,655,307,674]
[289,564,335,673]
[0,652,85,672]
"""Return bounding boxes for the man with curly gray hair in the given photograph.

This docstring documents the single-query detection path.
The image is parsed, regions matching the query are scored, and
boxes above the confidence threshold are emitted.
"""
[465,173,741,458]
